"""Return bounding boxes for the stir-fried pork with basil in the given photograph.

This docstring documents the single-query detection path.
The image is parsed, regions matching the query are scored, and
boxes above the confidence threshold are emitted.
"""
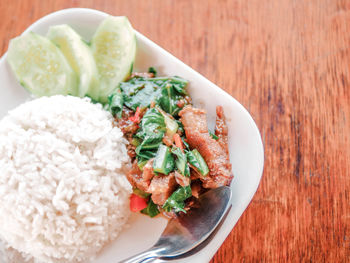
[108,68,233,217]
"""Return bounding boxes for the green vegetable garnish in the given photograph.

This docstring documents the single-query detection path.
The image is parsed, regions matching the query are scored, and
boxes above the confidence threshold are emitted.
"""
[135,108,166,161]
[131,137,141,147]
[136,133,164,152]
[121,80,162,111]
[121,76,186,111]
[137,108,166,137]
[148,67,157,76]
[153,145,175,175]
[172,147,190,177]
[186,149,209,176]
[137,157,149,170]
[209,130,219,140]
[182,137,190,150]
[119,76,187,112]
[157,81,187,116]
[141,200,160,217]
[162,185,192,213]
[108,88,124,118]
[176,120,184,134]
[156,106,178,139]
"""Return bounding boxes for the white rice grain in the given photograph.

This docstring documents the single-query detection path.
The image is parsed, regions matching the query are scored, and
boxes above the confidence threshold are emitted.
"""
[0,95,132,263]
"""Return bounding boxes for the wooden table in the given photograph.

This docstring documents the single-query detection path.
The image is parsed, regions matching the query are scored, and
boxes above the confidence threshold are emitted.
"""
[1,0,349,262]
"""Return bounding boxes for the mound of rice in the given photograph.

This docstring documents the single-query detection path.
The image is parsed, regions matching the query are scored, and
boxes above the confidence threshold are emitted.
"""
[0,95,132,263]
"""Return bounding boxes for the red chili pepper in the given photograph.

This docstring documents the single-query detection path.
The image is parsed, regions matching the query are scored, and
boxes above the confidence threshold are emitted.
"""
[129,194,148,212]
[176,100,185,108]
[129,107,141,123]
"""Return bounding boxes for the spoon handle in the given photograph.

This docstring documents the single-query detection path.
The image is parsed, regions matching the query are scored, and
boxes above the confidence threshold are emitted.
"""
[119,247,163,263]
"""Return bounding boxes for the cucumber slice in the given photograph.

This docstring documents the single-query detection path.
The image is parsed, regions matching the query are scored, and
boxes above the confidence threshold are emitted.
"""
[91,16,136,103]
[47,25,99,100]
[7,32,78,96]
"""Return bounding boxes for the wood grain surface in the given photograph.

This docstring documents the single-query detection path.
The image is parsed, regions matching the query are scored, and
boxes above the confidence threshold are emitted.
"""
[0,0,349,262]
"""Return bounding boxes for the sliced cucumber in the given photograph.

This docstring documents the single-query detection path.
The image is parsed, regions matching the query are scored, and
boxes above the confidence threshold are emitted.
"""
[47,25,99,100]
[7,32,78,96]
[91,16,136,103]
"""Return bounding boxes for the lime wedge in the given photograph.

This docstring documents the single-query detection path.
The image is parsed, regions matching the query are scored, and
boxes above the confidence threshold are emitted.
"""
[7,32,78,96]
[47,25,99,100]
[91,16,136,103]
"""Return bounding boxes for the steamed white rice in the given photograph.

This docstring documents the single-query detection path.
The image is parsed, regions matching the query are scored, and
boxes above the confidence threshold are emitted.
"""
[0,95,132,263]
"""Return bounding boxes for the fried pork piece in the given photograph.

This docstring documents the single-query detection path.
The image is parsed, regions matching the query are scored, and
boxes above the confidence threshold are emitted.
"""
[179,105,233,188]
[215,106,230,156]
[127,160,178,206]
[116,108,140,139]
[190,180,204,198]
[148,173,177,205]
[174,171,190,187]
[127,159,154,192]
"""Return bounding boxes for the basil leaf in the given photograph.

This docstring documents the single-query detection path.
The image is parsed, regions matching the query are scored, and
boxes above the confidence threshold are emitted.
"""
[181,137,190,150]
[169,76,188,95]
[162,186,192,213]
[136,133,164,151]
[186,149,209,176]
[209,130,219,140]
[157,84,184,116]
[135,108,166,161]
[137,108,166,138]
[118,76,188,113]
[176,120,184,134]
[171,146,190,177]
[148,67,157,76]
[123,83,162,111]
[141,200,160,217]
[137,157,149,170]
[153,145,175,175]
[136,150,157,162]
[107,88,124,118]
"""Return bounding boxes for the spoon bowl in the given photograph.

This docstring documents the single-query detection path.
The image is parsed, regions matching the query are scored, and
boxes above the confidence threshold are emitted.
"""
[121,186,232,263]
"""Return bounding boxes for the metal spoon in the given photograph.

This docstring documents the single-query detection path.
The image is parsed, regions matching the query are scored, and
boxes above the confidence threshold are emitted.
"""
[120,186,232,263]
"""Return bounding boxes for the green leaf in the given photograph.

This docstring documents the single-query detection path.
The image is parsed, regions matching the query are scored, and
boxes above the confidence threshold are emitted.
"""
[176,120,184,134]
[148,67,157,76]
[153,145,175,175]
[118,76,188,113]
[156,106,178,139]
[141,199,160,217]
[124,82,162,110]
[181,137,190,150]
[157,84,184,116]
[135,108,166,161]
[171,146,190,177]
[169,76,188,95]
[209,130,219,140]
[137,108,166,138]
[131,137,142,147]
[186,149,209,176]
[162,185,192,213]
[136,148,157,161]
[107,88,124,118]
[136,133,164,152]
[137,157,150,170]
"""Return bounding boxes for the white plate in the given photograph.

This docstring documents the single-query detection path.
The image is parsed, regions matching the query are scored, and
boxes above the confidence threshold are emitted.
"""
[0,8,264,263]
